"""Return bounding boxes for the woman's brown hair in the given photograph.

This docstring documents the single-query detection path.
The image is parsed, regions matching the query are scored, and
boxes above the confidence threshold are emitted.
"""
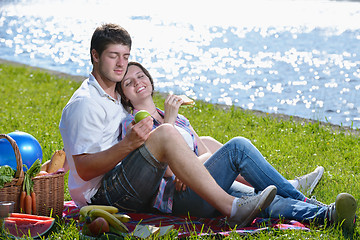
[117,61,155,112]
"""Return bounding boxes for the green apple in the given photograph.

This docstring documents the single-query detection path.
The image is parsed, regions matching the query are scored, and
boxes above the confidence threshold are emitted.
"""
[134,110,151,123]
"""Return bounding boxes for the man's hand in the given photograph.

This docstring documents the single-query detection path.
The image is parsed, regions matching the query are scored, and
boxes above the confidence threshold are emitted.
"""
[72,114,154,182]
[164,94,183,124]
[123,115,153,150]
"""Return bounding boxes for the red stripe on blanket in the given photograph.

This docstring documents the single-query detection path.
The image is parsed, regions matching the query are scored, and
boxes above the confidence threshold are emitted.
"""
[62,201,309,237]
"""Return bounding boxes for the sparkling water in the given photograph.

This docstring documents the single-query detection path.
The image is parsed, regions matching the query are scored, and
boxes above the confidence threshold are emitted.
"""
[1,0,360,128]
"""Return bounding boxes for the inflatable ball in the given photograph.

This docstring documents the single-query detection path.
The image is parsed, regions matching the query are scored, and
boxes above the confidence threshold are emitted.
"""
[0,131,43,171]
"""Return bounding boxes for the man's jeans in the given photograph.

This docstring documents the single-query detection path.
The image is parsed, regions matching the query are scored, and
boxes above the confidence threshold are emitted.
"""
[172,137,327,223]
[90,144,167,212]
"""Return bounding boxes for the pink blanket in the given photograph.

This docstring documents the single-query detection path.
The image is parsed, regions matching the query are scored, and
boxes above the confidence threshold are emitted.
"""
[62,201,309,237]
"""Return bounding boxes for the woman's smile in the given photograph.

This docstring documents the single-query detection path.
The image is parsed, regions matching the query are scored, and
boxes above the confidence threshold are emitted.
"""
[136,86,146,93]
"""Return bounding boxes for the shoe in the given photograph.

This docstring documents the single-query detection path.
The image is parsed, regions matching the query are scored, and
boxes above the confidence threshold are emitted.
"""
[327,193,357,234]
[295,166,324,195]
[306,196,328,208]
[228,185,277,228]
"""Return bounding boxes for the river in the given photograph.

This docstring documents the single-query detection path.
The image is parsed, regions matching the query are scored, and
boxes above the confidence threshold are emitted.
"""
[1,0,360,128]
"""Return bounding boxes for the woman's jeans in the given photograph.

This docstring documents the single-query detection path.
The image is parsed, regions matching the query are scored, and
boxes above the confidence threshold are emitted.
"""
[172,137,327,223]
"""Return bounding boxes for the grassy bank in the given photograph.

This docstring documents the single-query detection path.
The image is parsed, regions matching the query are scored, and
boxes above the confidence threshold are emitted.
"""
[0,62,359,239]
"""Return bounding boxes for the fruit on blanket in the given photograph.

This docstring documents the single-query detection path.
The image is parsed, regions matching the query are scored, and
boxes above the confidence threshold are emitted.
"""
[112,213,131,223]
[80,205,119,217]
[88,209,129,233]
[4,213,55,238]
[109,225,126,236]
[134,110,151,123]
[87,217,110,236]
[9,213,54,220]
[81,224,94,237]
[79,205,130,237]
[47,150,66,173]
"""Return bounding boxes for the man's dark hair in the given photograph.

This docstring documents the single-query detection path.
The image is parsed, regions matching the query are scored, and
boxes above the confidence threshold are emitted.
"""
[90,23,132,64]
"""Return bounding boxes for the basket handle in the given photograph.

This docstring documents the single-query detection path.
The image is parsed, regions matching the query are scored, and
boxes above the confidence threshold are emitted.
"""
[0,134,24,186]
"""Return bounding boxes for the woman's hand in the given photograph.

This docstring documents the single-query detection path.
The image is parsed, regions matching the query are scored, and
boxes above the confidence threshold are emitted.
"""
[165,167,186,191]
[164,94,183,125]
[164,166,174,178]
[174,176,187,191]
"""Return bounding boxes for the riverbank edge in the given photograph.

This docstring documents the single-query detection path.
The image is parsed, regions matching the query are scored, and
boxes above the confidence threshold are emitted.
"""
[1,58,358,135]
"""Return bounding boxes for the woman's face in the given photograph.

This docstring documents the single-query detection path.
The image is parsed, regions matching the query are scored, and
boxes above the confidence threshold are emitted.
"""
[121,65,153,106]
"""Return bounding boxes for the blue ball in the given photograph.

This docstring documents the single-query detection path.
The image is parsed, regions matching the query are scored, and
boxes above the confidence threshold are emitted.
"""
[0,131,43,171]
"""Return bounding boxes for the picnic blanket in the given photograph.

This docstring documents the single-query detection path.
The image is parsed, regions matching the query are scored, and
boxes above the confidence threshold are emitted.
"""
[62,201,310,237]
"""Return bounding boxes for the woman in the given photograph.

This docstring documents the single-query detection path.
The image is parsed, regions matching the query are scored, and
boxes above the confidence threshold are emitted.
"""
[118,62,357,232]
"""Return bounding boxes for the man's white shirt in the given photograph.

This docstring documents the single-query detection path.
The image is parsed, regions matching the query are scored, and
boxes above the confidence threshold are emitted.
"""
[59,74,127,207]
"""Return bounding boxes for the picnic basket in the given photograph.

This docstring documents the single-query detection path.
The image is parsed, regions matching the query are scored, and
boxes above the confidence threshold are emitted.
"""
[0,134,64,217]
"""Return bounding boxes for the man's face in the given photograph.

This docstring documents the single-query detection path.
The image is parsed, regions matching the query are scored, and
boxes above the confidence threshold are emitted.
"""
[93,43,130,84]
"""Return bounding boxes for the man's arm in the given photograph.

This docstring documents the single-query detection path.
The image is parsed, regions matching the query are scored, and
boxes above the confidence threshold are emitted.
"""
[74,116,153,181]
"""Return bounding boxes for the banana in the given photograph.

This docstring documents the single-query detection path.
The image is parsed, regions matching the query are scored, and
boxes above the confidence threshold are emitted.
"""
[109,225,128,237]
[78,215,86,223]
[88,209,129,233]
[112,213,131,223]
[80,205,118,217]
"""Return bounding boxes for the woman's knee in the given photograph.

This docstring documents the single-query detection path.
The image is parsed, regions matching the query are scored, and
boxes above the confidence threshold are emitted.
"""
[146,124,180,160]
[150,124,179,141]
[228,137,252,148]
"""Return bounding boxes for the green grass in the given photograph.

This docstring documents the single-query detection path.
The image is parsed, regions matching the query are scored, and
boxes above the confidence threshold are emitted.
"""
[0,62,359,239]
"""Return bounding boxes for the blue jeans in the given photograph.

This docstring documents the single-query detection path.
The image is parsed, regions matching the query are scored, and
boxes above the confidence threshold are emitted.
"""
[172,137,327,223]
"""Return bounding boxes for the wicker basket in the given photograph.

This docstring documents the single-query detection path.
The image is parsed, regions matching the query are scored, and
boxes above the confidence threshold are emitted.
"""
[0,134,64,217]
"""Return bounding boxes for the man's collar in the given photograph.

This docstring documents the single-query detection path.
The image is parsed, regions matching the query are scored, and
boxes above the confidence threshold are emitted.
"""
[89,73,120,103]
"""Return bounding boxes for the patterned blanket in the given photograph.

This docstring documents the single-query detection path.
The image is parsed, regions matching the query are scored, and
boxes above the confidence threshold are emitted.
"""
[63,201,309,237]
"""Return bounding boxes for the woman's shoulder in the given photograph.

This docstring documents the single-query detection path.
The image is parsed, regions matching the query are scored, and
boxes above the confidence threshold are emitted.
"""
[177,113,189,121]
[122,113,135,125]
[125,112,135,119]
[176,114,191,127]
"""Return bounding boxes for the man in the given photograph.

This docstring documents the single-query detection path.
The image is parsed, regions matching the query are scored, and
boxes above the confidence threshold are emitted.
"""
[59,23,277,228]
